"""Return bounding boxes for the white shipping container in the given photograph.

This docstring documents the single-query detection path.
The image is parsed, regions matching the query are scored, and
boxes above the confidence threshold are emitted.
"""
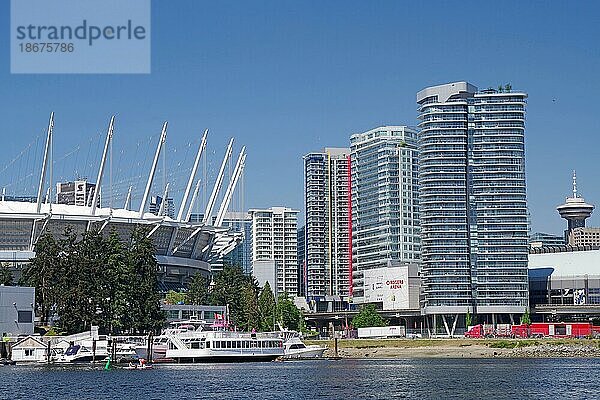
[357,326,406,338]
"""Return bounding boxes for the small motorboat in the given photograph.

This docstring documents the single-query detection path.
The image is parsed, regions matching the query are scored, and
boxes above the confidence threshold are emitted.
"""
[283,337,326,359]
[123,358,154,370]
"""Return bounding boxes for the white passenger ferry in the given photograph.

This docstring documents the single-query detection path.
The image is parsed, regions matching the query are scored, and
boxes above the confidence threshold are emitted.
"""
[154,319,284,363]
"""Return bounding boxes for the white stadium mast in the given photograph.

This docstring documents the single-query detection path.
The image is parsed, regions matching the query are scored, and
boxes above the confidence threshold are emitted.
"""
[124,185,133,210]
[36,112,54,214]
[139,122,168,219]
[185,179,202,223]
[214,146,246,227]
[91,116,115,215]
[178,129,208,222]
[158,182,170,217]
[202,138,234,224]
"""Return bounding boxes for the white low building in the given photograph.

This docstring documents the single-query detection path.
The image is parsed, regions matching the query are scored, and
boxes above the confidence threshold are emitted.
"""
[11,336,46,363]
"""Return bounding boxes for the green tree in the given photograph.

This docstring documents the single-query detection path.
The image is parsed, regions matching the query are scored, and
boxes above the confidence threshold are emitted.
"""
[240,281,260,331]
[276,293,301,331]
[103,230,131,333]
[520,309,531,325]
[0,263,13,286]
[21,232,61,325]
[127,227,164,333]
[165,290,187,305]
[351,304,387,328]
[23,225,166,335]
[53,227,94,334]
[187,273,209,305]
[210,264,249,326]
[258,282,276,331]
[465,310,473,328]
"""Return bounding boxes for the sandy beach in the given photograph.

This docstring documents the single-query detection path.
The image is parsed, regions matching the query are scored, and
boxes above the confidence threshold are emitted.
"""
[307,338,600,359]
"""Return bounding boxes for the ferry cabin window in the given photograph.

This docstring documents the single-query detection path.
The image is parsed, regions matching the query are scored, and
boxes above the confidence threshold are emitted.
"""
[206,341,210,348]
[191,342,200,349]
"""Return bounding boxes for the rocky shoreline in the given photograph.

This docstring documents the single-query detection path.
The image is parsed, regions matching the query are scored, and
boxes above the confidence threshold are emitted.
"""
[497,343,600,358]
[317,340,600,359]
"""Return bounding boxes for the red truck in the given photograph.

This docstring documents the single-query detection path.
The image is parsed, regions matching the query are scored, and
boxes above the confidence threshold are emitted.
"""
[465,322,600,338]
[512,322,599,338]
[464,324,494,338]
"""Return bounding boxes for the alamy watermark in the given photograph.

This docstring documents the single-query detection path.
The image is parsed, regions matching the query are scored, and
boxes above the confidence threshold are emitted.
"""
[11,0,151,74]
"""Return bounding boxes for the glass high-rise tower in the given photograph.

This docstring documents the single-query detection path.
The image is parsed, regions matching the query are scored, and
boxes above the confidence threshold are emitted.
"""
[417,82,528,318]
[350,126,420,301]
[303,148,352,298]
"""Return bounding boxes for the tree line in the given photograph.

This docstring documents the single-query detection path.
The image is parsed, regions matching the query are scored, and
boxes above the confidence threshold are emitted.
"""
[165,264,304,332]
[18,226,304,335]
[21,226,163,335]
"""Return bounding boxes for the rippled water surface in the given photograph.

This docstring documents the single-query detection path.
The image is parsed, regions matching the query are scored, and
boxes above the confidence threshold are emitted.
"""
[1,358,599,399]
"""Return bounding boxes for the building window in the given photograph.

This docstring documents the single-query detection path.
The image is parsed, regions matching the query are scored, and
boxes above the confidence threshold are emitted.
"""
[25,349,34,357]
[17,310,32,324]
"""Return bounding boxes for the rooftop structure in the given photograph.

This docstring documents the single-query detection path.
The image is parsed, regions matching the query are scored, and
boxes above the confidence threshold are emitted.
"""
[557,171,594,242]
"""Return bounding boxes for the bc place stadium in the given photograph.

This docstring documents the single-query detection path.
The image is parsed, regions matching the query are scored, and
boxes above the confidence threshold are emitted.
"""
[0,113,247,291]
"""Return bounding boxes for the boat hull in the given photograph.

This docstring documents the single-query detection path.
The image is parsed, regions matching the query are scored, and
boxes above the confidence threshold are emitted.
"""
[284,347,326,359]
[172,354,281,363]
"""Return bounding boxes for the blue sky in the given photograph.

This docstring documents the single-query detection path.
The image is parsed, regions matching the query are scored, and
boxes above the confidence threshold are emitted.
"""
[1,1,600,234]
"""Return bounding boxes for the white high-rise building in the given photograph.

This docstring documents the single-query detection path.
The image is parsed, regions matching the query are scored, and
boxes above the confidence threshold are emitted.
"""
[303,148,351,298]
[350,126,420,301]
[250,207,299,296]
[417,82,528,321]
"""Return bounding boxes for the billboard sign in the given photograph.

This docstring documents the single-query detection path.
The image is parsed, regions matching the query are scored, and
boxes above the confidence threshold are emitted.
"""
[363,266,409,310]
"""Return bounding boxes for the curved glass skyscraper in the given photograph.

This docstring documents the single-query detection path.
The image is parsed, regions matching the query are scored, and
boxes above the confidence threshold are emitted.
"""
[417,82,528,318]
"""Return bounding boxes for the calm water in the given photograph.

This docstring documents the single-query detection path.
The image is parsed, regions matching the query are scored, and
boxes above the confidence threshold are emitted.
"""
[1,358,599,399]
